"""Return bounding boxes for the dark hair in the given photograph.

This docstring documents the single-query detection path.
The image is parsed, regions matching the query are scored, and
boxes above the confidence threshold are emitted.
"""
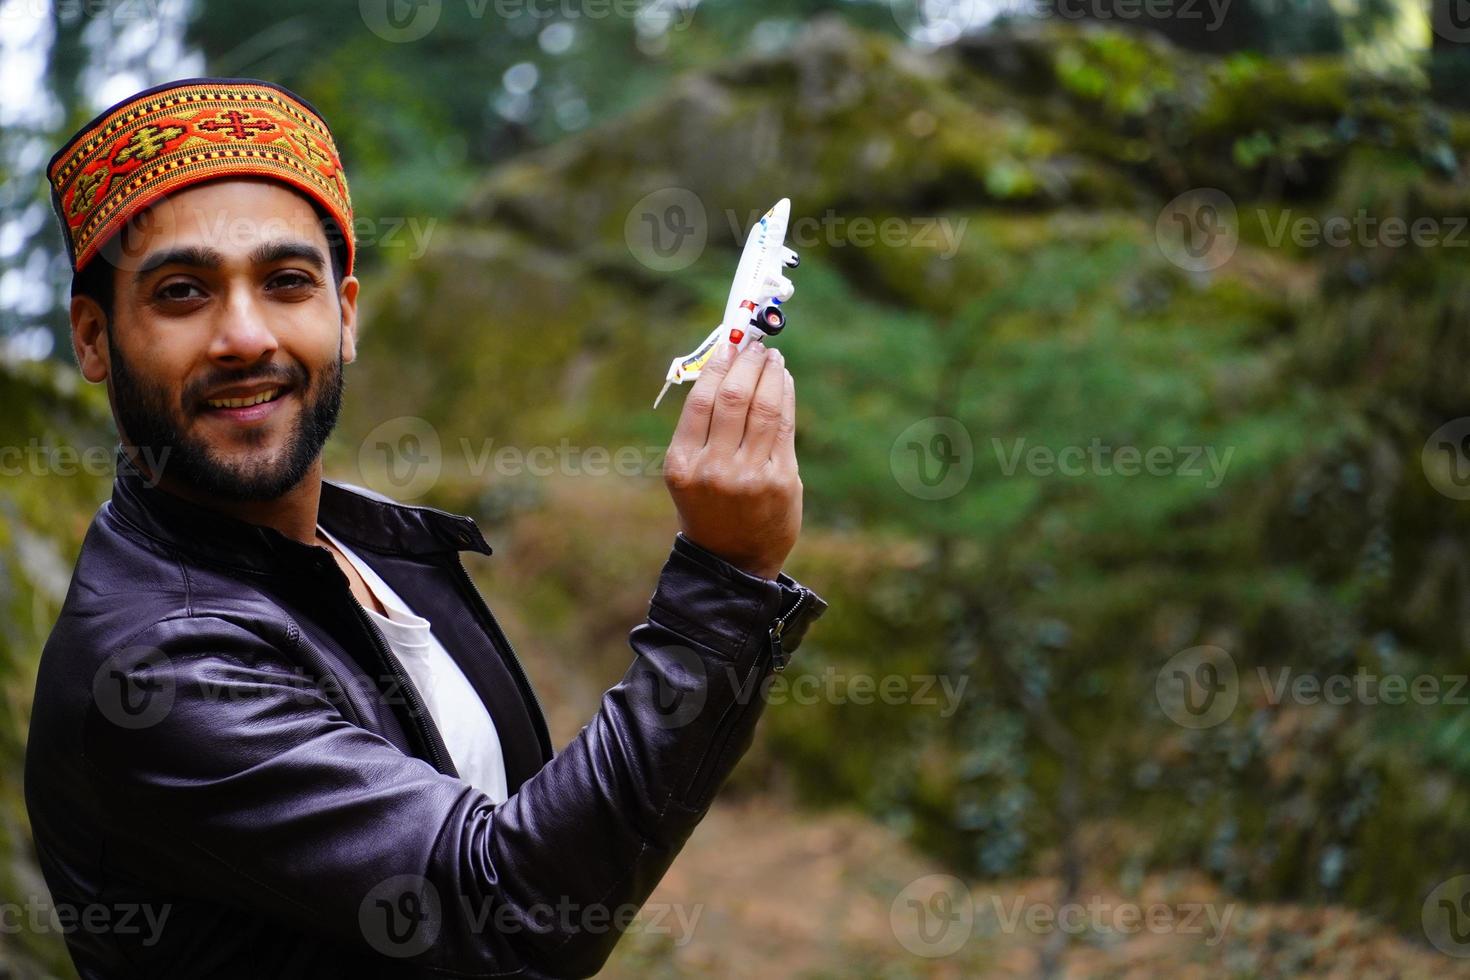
[71,248,118,326]
[69,196,348,328]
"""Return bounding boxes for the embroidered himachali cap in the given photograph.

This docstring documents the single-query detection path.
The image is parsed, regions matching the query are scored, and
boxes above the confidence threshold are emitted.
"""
[47,77,354,276]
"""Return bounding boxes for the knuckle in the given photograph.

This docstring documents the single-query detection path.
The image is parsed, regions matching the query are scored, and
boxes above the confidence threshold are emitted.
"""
[663,461,691,492]
[686,392,716,417]
[663,452,705,492]
[751,401,784,428]
[697,459,731,489]
[716,384,751,409]
[739,470,770,497]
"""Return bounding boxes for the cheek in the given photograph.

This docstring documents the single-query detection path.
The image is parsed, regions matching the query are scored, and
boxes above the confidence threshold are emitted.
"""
[115,329,195,395]
[302,323,346,370]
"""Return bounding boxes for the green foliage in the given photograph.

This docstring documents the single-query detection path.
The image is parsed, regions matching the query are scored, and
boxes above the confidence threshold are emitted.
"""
[0,362,112,977]
[337,18,1470,937]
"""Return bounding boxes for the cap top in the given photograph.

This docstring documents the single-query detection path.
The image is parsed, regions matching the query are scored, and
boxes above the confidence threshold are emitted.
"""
[48,77,354,276]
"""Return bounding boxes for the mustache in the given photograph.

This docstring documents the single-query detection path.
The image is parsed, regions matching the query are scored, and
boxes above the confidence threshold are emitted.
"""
[185,365,307,410]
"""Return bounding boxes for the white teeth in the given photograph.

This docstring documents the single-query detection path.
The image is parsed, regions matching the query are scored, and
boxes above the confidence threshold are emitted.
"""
[205,387,281,409]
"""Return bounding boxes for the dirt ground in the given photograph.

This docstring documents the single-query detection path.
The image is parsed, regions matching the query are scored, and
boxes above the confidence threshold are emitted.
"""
[599,796,1470,980]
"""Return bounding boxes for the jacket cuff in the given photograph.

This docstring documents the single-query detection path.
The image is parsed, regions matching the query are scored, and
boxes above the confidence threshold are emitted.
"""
[646,532,829,667]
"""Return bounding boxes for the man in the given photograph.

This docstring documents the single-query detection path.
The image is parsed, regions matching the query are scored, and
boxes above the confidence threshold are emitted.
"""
[25,78,826,978]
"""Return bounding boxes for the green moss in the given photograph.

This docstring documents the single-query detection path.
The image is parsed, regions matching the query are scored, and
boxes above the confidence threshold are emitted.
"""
[0,360,113,976]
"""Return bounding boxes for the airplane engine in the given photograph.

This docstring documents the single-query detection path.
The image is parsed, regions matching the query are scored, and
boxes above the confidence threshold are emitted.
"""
[781,247,799,268]
[754,304,786,335]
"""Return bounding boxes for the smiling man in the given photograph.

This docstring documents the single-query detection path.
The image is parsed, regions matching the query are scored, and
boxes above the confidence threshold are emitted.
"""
[24,79,826,978]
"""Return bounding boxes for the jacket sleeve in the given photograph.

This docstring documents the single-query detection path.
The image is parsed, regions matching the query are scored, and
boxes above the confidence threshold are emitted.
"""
[81,531,827,978]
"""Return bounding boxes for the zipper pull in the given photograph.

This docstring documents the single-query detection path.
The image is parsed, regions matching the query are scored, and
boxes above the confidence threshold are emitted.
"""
[767,586,812,673]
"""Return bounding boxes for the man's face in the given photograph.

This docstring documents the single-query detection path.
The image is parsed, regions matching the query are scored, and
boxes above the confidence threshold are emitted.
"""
[88,179,359,501]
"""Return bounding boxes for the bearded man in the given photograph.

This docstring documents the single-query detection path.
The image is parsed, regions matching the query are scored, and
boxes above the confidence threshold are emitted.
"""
[24,78,826,978]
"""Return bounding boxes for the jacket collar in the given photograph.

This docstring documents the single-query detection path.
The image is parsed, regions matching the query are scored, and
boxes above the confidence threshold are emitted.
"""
[108,445,491,574]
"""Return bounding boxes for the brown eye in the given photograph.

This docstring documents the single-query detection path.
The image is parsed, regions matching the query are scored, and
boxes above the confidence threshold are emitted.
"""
[156,281,204,302]
[268,271,315,291]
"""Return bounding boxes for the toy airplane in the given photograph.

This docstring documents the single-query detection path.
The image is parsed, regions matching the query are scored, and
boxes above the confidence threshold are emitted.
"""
[654,197,799,408]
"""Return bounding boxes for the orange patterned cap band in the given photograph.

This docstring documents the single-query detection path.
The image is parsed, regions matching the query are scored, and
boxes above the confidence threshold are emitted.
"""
[48,78,354,276]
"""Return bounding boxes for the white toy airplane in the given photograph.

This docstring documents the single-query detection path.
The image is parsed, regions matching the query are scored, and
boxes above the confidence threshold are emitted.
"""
[654,197,799,408]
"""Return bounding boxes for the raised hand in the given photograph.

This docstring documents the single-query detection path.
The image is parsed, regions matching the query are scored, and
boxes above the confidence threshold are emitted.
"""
[662,339,802,581]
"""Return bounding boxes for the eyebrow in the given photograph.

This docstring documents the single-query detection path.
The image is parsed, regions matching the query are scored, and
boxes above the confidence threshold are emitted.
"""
[131,239,326,287]
[132,245,224,286]
[250,240,326,271]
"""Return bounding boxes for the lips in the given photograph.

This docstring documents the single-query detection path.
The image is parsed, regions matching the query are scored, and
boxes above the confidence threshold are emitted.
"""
[198,384,293,424]
[203,386,286,410]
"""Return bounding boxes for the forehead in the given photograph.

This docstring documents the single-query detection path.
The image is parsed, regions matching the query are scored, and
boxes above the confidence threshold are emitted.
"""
[120,178,328,259]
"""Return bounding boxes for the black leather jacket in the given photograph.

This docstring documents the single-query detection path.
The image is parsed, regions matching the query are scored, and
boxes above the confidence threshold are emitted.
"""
[24,449,827,978]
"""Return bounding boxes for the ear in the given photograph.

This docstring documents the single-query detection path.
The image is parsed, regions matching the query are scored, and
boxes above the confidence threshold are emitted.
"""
[338,275,360,364]
[70,295,110,384]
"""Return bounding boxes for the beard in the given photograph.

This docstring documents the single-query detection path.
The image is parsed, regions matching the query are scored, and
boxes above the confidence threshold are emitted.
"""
[108,326,345,502]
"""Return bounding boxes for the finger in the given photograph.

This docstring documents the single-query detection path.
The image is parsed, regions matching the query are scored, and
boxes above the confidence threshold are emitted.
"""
[774,368,797,473]
[670,338,736,453]
[738,347,787,461]
[706,342,775,453]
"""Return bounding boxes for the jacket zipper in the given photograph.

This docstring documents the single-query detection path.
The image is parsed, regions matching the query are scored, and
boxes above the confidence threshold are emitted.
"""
[340,577,456,777]
[685,583,814,808]
[450,554,554,762]
[767,585,813,673]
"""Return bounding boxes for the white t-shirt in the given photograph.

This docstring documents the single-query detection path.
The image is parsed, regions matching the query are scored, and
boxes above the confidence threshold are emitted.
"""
[317,524,509,804]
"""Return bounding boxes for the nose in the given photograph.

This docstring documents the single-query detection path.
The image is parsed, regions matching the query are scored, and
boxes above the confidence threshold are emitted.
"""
[208,290,279,366]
